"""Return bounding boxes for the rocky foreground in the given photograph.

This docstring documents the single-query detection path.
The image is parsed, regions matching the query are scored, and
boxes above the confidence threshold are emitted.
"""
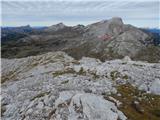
[1,51,160,120]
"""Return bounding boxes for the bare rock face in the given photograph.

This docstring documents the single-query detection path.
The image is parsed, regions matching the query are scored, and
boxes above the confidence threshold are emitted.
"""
[105,25,150,57]
[86,17,124,37]
[54,91,127,120]
[150,79,160,95]
[106,17,124,36]
[84,17,152,58]
[1,51,160,120]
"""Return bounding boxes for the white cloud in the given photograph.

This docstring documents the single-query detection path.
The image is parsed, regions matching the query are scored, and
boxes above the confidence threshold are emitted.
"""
[1,0,159,27]
[1,0,158,1]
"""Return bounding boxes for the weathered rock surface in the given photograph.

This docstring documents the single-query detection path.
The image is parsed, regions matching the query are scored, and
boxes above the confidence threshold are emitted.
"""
[1,51,160,120]
[82,17,152,58]
[54,91,127,120]
[86,17,124,37]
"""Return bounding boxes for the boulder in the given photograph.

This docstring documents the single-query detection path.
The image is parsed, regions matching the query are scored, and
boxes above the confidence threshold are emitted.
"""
[150,79,160,95]
[55,91,127,120]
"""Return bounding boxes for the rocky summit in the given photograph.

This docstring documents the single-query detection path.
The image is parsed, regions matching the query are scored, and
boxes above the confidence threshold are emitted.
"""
[1,51,160,120]
[2,17,160,62]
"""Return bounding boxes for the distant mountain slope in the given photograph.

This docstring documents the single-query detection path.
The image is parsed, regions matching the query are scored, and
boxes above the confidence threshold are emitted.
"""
[147,28,160,33]
[141,28,160,45]
[2,17,160,62]
[1,25,47,43]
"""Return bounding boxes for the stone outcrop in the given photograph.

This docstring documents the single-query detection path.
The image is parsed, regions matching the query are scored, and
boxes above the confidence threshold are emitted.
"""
[54,91,127,120]
[1,51,160,120]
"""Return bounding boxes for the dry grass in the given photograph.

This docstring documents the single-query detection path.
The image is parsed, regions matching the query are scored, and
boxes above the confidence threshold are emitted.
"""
[110,84,160,120]
[1,71,18,83]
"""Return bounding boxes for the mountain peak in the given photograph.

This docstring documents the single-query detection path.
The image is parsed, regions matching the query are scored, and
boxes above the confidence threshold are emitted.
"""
[85,17,124,37]
[56,22,65,27]
[45,22,66,32]
[108,17,123,25]
[50,22,66,28]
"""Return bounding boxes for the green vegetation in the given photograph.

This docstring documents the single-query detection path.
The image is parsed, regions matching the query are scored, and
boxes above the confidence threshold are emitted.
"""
[134,45,160,63]
[122,74,129,80]
[110,70,128,81]
[91,72,100,79]
[110,70,121,80]
[101,47,124,61]
[110,70,128,80]
[78,67,86,75]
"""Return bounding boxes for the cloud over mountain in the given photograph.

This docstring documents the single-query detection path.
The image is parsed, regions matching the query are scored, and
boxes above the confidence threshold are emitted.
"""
[1,0,159,27]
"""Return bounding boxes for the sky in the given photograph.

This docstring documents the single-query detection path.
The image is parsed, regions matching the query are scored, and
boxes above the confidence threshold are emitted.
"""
[1,0,160,28]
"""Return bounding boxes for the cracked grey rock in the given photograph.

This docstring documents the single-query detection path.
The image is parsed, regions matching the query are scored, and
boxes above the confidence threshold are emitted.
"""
[1,51,160,120]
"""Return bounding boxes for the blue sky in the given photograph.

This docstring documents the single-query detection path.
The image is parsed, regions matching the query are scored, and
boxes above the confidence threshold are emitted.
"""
[1,0,160,28]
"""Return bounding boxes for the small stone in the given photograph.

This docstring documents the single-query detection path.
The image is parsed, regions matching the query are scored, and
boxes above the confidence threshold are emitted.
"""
[26,108,33,114]
[132,101,144,114]
[36,102,44,109]
[150,79,160,95]
[117,93,122,97]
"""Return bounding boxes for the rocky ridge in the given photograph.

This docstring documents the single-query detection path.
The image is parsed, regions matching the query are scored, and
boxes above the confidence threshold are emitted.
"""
[1,51,160,120]
[2,17,159,62]
[44,23,66,32]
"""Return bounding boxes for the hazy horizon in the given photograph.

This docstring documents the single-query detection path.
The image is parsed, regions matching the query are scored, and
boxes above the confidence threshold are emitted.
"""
[1,0,160,28]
